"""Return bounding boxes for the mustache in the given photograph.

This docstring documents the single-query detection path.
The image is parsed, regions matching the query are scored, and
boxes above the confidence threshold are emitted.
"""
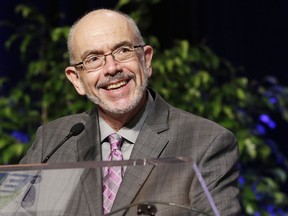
[97,72,135,88]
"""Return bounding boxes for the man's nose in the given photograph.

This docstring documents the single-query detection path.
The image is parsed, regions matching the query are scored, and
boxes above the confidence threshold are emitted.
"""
[102,54,120,75]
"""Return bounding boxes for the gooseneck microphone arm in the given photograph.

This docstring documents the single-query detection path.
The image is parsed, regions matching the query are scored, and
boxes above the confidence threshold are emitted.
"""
[41,123,85,163]
[19,123,85,211]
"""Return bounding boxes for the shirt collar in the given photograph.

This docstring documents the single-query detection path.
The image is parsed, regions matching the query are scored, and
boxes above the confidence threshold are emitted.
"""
[99,91,154,144]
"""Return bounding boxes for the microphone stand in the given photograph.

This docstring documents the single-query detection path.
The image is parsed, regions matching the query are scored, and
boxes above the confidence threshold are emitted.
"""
[105,201,212,216]
[11,123,85,215]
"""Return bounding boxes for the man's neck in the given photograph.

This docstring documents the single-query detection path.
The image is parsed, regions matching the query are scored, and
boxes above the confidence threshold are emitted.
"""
[98,94,148,131]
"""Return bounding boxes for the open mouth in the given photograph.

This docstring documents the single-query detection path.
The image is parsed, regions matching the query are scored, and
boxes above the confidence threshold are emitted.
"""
[105,80,128,90]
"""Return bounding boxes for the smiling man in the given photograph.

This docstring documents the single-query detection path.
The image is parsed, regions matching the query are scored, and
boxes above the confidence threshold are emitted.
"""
[65,10,152,131]
[20,9,241,216]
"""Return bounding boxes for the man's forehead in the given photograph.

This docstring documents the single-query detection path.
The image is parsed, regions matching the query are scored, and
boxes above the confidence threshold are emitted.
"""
[71,14,134,58]
[73,23,132,48]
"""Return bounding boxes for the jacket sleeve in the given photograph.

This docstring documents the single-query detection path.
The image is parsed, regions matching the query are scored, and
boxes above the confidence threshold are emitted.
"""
[190,129,241,216]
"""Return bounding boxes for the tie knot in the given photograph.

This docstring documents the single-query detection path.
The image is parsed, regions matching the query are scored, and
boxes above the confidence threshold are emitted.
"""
[107,133,122,150]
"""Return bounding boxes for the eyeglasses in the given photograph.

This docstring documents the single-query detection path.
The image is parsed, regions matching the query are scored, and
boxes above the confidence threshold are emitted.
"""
[72,44,145,72]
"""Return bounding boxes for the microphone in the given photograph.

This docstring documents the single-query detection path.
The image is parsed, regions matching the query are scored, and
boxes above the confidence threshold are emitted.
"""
[41,123,85,163]
[19,123,85,210]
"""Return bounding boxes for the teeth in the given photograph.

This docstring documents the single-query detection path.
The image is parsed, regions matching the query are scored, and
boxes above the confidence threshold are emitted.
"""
[106,81,127,90]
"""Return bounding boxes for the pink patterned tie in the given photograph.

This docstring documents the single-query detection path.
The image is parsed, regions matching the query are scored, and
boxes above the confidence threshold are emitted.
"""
[103,133,123,214]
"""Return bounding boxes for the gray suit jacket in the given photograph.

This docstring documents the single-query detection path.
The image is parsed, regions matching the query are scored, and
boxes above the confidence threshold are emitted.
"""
[20,90,240,216]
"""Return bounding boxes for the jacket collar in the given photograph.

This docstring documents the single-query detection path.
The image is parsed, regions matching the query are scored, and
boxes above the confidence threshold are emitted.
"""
[111,90,171,214]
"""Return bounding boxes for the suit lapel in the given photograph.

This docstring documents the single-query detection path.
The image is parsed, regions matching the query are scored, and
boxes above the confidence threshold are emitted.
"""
[111,92,170,214]
[76,109,101,161]
[75,109,104,215]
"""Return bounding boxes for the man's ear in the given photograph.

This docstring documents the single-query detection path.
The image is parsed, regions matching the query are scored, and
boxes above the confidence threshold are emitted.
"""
[143,45,153,77]
[65,66,86,95]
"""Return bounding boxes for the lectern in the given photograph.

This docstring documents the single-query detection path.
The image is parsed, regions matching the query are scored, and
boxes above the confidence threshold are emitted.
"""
[0,157,219,216]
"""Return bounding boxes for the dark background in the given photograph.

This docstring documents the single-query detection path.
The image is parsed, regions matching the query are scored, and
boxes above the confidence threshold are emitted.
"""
[1,0,288,83]
[1,0,288,152]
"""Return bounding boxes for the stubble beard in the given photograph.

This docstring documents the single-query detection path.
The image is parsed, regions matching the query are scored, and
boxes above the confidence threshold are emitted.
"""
[85,73,148,115]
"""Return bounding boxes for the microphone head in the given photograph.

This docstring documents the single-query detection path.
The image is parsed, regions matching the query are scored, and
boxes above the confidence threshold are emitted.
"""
[70,123,85,136]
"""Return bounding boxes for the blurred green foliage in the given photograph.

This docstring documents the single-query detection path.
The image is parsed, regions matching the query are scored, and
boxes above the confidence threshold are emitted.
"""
[1,1,288,215]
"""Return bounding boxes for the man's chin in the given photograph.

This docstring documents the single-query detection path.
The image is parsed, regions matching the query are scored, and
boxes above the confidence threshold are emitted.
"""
[102,103,136,115]
[86,87,146,115]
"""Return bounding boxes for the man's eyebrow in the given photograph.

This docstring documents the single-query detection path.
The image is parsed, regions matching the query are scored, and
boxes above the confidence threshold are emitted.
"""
[80,41,133,60]
[80,49,101,60]
[111,41,133,50]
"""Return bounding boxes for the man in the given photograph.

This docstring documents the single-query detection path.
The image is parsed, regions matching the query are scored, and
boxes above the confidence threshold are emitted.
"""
[20,9,240,215]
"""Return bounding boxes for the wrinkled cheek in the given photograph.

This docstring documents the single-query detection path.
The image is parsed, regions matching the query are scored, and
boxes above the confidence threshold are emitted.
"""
[85,81,99,96]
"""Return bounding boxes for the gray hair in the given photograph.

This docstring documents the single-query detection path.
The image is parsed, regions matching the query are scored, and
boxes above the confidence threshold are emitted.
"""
[67,9,145,65]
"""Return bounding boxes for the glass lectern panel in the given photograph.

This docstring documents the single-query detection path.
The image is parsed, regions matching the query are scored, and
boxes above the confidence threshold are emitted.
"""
[0,157,219,216]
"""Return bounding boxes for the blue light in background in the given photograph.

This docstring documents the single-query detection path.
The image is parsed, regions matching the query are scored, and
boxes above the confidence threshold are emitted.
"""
[259,114,276,129]
[268,97,277,104]
[10,131,29,144]
[255,124,266,135]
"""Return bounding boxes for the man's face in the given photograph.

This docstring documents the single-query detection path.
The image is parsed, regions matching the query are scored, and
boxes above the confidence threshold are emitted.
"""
[66,11,153,116]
